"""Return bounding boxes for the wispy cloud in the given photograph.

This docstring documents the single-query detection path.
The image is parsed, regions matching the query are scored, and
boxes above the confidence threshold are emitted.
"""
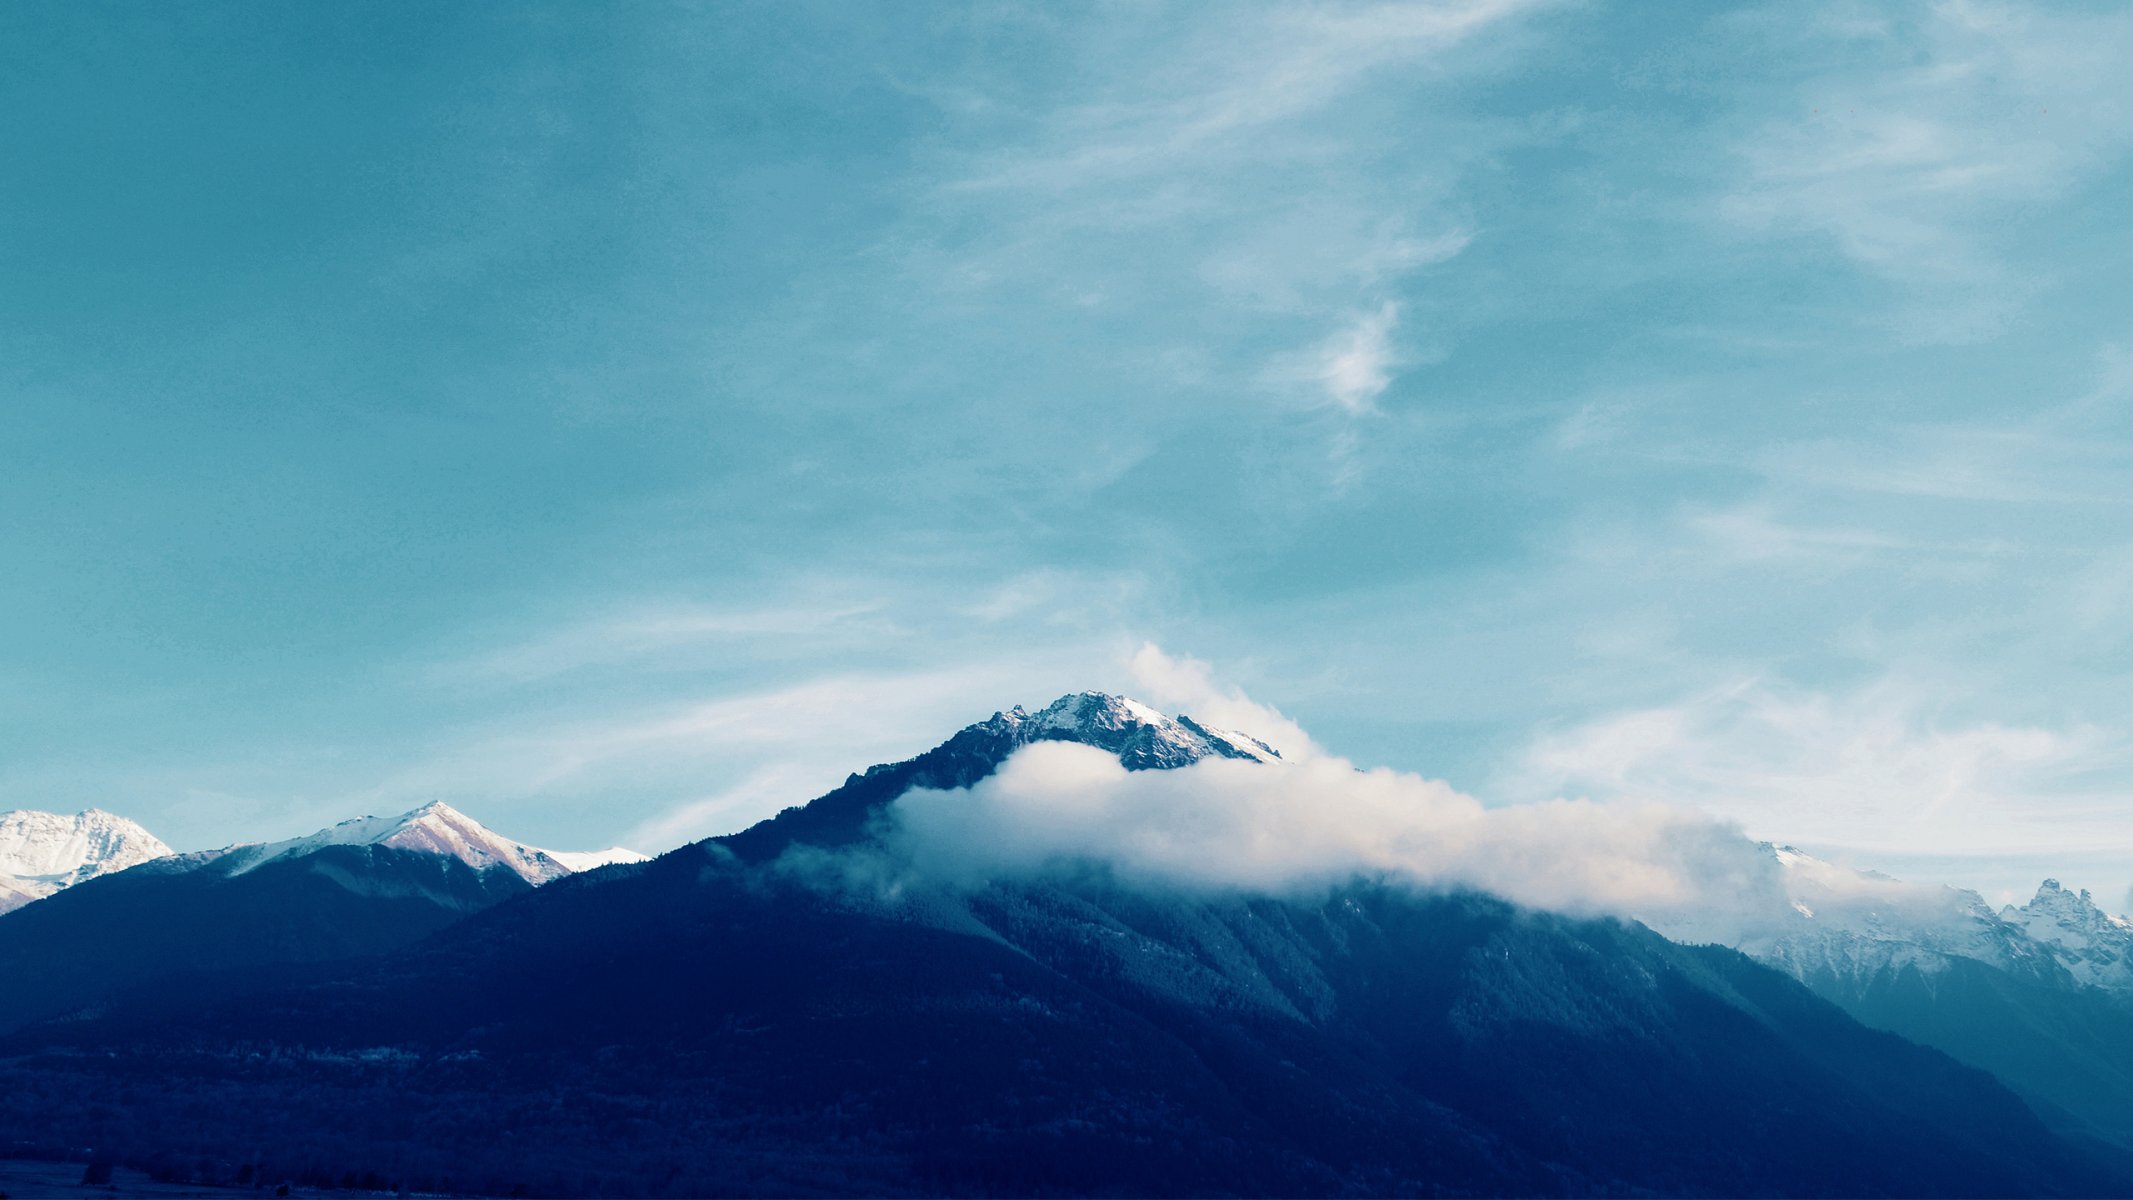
[437,598,900,686]
[900,1,1531,481]
[1683,503,2014,564]
[1719,1,2133,340]
[1314,302,1402,415]
[951,1,1545,197]
[1755,426,2133,506]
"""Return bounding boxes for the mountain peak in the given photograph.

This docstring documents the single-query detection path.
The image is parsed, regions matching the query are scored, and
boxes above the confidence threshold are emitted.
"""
[718,691,1284,864]
[2017,877,2117,921]
[981,692,1282,769]
[2000,876,2133,992]
[222,803,582,886]
[1,807,174,913]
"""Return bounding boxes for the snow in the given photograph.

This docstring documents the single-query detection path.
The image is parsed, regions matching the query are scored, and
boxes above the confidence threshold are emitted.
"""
[1003,692,1286,767]
[544,846,652,872]
[1180,718,1283,763]
[210,801,642,887]
[0,808,173,914]
[1998,879,2133,992]
[1647,844,2083,993]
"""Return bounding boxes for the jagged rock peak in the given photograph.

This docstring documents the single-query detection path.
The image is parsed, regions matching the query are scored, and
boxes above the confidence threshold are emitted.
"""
[2006,878,2127,926]
[1999,877,2133,993]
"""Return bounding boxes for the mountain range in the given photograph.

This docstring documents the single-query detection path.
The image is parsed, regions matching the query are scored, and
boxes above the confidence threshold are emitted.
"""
[4,693,2132,1196]
[0,800,643,1035]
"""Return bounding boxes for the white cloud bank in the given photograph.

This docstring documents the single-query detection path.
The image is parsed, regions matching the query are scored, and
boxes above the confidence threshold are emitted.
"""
[879,740,1783,926]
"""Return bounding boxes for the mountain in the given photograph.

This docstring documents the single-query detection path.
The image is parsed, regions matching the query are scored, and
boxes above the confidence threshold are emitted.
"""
[722,691,1277,863]
[207,800,583,885]
[1668,848,2133,1155]
[0,801,633,1035]
[2002,879,2133,993]
[1717,846,2066,988]
[0,808,171,914]
[1,694,2119,1198]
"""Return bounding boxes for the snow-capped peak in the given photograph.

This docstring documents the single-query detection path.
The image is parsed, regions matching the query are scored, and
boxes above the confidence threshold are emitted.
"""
[1662,852,2133,998]
[0,808,173,914]
[982,692,1283,769]
[217,802,642,886]
[2007,878,2131,929]
[1998,878,2133,992]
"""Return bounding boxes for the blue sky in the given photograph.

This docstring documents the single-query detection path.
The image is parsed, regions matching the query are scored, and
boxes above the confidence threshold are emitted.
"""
[6,1,2133,906]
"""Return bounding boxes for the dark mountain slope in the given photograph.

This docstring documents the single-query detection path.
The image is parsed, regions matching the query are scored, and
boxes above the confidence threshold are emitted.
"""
[5,841,2118,1197]
[0,842,531,1034]
[1790,951,2133,1152]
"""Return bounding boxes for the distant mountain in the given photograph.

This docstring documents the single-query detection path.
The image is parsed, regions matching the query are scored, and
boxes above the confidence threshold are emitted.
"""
[0,808,171,914]
[0,801,635,1034]
[205,800,583,885]
[1663,848,2133,1155]
[3,695,2119,1198]
[2003,879,2133,993]
[1716,847,2065,988]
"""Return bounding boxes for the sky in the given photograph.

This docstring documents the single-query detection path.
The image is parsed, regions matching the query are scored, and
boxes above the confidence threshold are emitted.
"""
[6,0,2133,908]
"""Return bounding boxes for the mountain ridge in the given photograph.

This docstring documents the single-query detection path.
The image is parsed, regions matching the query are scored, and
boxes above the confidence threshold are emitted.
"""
[0,801,640,1034]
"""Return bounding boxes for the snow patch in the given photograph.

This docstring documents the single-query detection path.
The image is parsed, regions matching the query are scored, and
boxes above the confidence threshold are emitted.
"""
[544,846,652,872]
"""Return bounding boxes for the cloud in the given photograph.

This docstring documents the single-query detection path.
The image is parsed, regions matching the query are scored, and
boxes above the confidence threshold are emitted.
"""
[1684,504,1960,564]
[342,654,1121,853]
[1126,642,1321,760]
[624,763,830,854]
[1754,425,2133,506]
[951,1,1544,198]
[876,741,1783,926]
[1719,1,2133,340]
[898,0,1527,484]
[437,598,899,686]
[1511,678,2117,859]
[1314,302,1402,414]
[740,650,1796,931]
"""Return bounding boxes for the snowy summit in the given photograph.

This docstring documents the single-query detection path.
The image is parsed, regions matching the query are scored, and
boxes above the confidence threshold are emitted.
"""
[209,800,644,886]
[981,692,1282,770]
[0,808,172,914]
[2001,879,2133,993]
